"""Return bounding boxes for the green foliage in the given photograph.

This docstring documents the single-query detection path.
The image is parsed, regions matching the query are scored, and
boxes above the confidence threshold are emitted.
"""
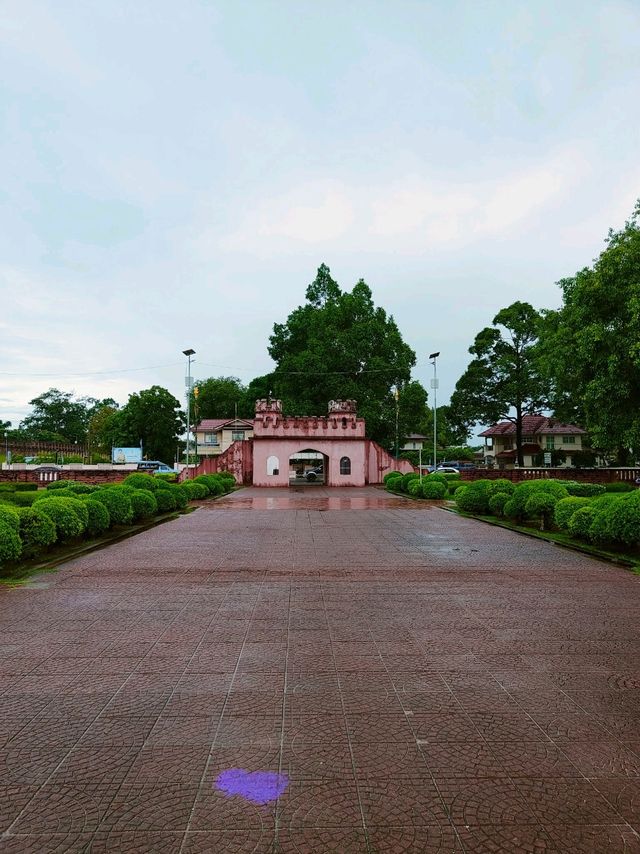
[449,301,546,465]
[407,479,422,496]
[426,472,448,485]
[193,475,224,496]
[386,475,403,492]
[91,489,134,526]
[588,507,613,544]
[266,264,425,448]
[155,488,177,512]
[1,491,40,507]
[189,376,252,420]
[46,480,76,490]
[0,505,20,533]
[105,385,184,464]
[181,481,207,500]
[383,470,403,484]
[400,472,420,492]
[568,505,598,539]
[488,491,510,517]
[490,478,515,495]
[540,202,640,462]
[0,483,16,492]
[123,473,160,492]
[64,482,98,495]
[17,507,57,550]
[0,520,22,564]
[506,480,569,521]
[606,482,635,492]
[607,493,640,546]
[524,492,558,528]
[164,484,187,509]
[560,481,606,498]
[129,489,158,520]
[34,498,85,540]
[422,480,447,499]
[14,483,37,492]
[455,480,492,513]
[554,497,591,530]
[81,499,111,536]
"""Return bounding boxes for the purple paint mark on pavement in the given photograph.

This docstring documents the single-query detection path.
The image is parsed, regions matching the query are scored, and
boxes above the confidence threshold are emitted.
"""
[214,768,289,805]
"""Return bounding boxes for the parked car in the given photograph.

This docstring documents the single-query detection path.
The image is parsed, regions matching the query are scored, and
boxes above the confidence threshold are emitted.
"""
[305,466,324,482]
[435,466,461,475]
[137,461,175,474]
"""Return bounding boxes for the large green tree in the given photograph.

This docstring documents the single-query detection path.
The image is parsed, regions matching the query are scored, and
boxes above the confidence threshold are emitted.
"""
[449,302,546,466]
[267,264,426,448]
[19,389,115,443]
[109,386,184,463]
[189,376,252,421]
[540,203,640,463]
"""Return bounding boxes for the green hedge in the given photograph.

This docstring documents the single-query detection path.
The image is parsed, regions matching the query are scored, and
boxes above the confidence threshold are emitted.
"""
[0,520,22,563]
[18,507,57,551]
[554,497,591,530]
[0,505,20,533]
[34,497,86,541]
[129,489,158,520]
[91,489,133,526]
[82,499,111,536]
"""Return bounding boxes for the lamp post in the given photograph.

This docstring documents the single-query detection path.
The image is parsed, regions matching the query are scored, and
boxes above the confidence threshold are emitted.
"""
[183,348,196,479]
[429,352,440,470]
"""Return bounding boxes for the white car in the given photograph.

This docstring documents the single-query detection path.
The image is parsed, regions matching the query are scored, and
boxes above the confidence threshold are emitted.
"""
[435,466,460,475]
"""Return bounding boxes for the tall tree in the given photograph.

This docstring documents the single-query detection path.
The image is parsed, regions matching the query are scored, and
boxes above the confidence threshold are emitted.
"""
[267,264,423,448]
[19,388,96,443]
[540,203,640,463]
[449,302,546,466]
[113,386,184,463]
[189,376,251,421]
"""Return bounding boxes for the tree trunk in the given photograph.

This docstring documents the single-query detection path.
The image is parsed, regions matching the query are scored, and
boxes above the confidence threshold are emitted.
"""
[515,407,524,467]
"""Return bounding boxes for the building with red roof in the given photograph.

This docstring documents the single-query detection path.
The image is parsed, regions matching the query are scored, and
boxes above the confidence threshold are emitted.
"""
[479,415,587,468]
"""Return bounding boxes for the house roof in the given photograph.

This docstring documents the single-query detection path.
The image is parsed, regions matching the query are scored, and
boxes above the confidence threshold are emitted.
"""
[195,418,254,431]
[479,415,585,438]
[405,433,428,440]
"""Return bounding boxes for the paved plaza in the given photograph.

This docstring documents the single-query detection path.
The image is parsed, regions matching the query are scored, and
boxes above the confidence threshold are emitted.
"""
[0,486,639,853]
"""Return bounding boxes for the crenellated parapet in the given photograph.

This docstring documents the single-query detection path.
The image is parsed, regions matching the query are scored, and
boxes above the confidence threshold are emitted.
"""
[253,398,364,438]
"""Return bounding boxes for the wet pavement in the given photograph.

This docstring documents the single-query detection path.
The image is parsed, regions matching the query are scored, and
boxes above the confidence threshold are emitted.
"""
[0,486,639,853]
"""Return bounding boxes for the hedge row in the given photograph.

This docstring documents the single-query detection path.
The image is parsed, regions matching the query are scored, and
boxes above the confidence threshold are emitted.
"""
[384,470,459,500]
[454,477,640,549]
[0,471,236,568]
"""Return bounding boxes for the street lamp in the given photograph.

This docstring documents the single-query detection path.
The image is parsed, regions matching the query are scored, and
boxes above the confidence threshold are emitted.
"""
[394,385,400,460]
[429,352,440,470]
[183,348,196,479]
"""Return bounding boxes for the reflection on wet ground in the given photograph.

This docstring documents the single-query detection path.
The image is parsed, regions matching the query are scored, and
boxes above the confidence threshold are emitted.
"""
[211,486,421,510]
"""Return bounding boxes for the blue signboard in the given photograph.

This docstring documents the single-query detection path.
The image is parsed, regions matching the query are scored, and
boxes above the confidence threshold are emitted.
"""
[111,447,142,464]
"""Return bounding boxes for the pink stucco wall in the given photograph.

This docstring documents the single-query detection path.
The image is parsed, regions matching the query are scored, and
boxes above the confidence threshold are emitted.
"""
[253,438,367,487]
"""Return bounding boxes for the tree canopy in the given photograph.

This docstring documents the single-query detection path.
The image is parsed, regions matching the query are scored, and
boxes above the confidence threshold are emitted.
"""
[449,301,546,466]
[18,389,117,444]
[267,264,427,447]
[104,386,184,463]
[189,376,253,422]
[540,203,640,463]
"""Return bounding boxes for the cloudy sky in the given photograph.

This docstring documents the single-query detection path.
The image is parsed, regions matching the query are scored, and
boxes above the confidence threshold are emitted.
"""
[2,0,639,428]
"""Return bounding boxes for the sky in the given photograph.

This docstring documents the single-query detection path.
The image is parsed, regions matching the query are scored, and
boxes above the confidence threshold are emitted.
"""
[2,0,640,429]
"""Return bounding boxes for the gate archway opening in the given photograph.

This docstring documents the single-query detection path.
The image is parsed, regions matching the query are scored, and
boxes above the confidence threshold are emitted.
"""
[289,449,328,486]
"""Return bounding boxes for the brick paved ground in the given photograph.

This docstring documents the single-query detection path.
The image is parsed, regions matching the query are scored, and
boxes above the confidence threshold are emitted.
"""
[0,486,639,853]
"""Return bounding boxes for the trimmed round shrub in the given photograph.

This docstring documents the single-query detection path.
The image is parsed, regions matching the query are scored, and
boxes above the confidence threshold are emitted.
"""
[34,497,85,541]
[166,484,188,509]
[407,479,423,497]
[65,498,89,530]
[455,480,492,514]
[92,488,133,526]
[66,482,99,495]
[607,496,640,546]
[422,480,447,499]
[17,507,57,550]
[0,483,16,492]
[426,473,448,486]
[488,491,511,517]
[199,475,225,496]
[383,470,403,484]
[181,481,207,500]
[386,475,404,492]
[14,483,37,492]
[129,489,158,520]
[525,492,558,529]
[488,479,515,496]
[588,507,613,544]
[554,497,591,530]
[0,520,22,564]
[507,480,569,521]
[0,505,20,533]
[122,473,160,492]
[400,472,420,492]
[155,488,177,512]
[568,505,598,540]
[81,498,111,536]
